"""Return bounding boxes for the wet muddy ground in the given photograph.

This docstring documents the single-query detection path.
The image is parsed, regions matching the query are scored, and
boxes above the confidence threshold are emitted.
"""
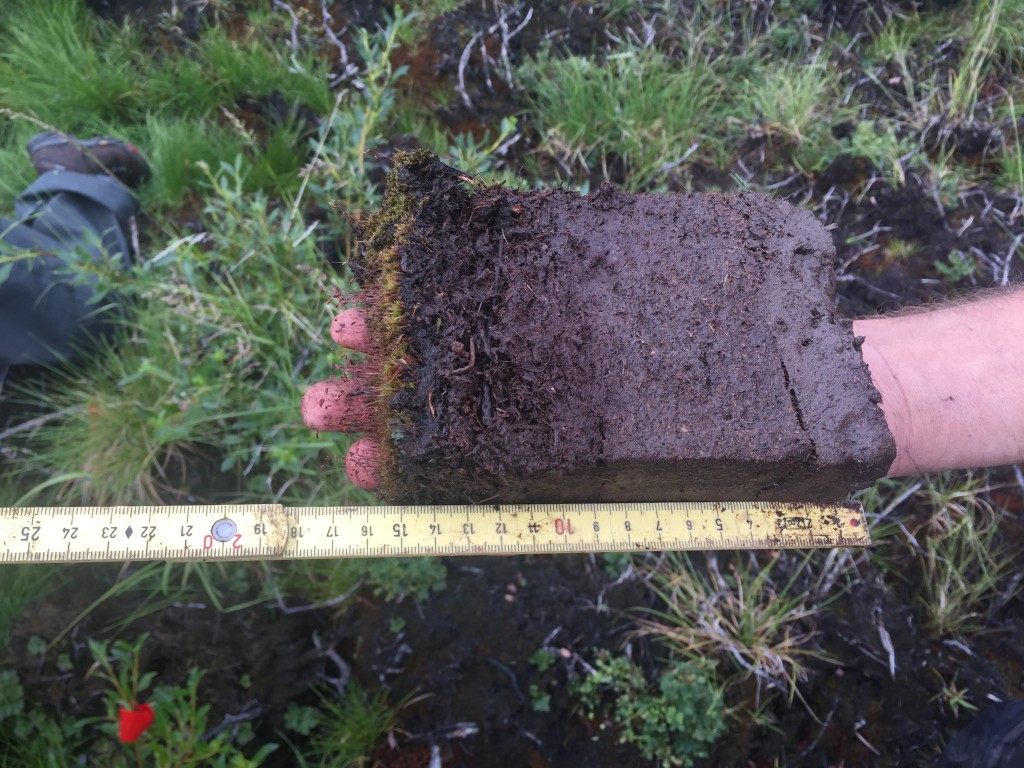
[9,530,1024,767]
[6,0,1024,766]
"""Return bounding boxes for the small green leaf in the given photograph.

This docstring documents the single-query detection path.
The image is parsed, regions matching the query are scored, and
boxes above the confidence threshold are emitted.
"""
[26,635,46,656]
[529,685,551,712]
[529,649,556,672]
[284,702,321,736]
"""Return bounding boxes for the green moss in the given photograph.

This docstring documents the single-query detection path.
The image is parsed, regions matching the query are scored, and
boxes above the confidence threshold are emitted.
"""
[355,149,437,498]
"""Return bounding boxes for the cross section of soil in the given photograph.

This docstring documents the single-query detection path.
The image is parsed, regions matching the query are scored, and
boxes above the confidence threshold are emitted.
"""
[357,154,895,504]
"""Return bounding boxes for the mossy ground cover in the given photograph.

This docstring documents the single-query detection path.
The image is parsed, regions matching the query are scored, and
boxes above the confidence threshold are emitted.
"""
[0,0,1022,765]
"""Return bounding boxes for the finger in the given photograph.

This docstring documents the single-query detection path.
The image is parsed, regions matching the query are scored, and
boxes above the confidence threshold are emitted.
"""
[345,438,381,490]
[301,377,373,432]
[331,308,371,351]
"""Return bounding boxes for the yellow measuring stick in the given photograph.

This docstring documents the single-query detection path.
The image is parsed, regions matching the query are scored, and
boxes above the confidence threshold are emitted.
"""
[0,501,869,563]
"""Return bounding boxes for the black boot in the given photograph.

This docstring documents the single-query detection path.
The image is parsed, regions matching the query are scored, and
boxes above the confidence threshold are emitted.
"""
[27,131,151,189]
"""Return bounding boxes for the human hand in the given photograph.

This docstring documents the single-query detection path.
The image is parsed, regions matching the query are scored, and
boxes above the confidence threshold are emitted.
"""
[301,307,381,491]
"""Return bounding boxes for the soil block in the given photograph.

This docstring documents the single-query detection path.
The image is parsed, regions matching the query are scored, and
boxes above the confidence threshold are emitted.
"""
[353,151,895,504]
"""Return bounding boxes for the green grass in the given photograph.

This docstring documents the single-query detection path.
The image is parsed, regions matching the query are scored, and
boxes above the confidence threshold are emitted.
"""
[740,56,844,171]
[0,566,61,650]
[635,552,832,704]
[0,120,38,205]
[7,157,373,506]
[9,338,210,506]
[947,0,1008,123]
[0,0,145,129]
[864,472,1023,639]
[0,0,333,210]
[132,115,250,208]
[869,474,1022,637]
[917,509,1017,635]
[520,44,720,188]
[559,0,1024,194]
[0,5,426,507]
[276,555,446,607]
[303,684,401,768]
[840,121,917,186]
[998,94,1024,193]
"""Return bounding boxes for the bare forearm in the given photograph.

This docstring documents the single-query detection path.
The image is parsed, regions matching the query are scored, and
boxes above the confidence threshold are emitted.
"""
[852,288,1024,476]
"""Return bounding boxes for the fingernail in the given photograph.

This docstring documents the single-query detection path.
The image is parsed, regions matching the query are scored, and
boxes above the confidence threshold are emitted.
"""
[331,308,371,351]
[345,439,380,490]
[301,378,373,433]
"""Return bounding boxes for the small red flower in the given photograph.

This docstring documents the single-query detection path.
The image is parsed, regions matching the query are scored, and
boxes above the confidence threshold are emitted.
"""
[118,703,154,743]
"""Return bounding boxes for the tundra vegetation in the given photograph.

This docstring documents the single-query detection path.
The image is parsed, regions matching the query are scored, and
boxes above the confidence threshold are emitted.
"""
[0,0,1022,765]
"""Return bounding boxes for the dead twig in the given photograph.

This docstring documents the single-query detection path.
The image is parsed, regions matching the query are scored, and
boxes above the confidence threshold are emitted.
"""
[321,0,359,86]
[419,722,479,741]
[313,631,352,696]
[272,0,300,50]
[267,568,364,614]
[874,604,897,680]
[456,6,533,111]
[0,407,82,442]
[486,658,526,704]
[853,719,882,756]
[129,217,140,263]
[798,696,839,758]
[457,31,483,110]
[203,700,262,741]
[495,6,534,85]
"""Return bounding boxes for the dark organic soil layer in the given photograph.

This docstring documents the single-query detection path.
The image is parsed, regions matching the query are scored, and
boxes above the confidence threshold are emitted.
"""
[356,154,895,504]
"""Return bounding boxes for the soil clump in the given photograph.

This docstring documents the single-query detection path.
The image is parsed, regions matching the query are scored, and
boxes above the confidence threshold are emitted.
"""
[355,153,895,504]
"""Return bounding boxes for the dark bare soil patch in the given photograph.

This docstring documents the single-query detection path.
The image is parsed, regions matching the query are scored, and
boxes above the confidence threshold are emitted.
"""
[413,1,609,136]
[9,542,1023,767]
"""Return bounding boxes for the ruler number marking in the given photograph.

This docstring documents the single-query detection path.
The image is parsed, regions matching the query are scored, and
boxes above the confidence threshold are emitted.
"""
[553,519,574,536]
[203,533,244,550]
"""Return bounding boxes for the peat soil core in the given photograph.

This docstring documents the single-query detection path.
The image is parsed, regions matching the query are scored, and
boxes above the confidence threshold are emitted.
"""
[355,153,895,503]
